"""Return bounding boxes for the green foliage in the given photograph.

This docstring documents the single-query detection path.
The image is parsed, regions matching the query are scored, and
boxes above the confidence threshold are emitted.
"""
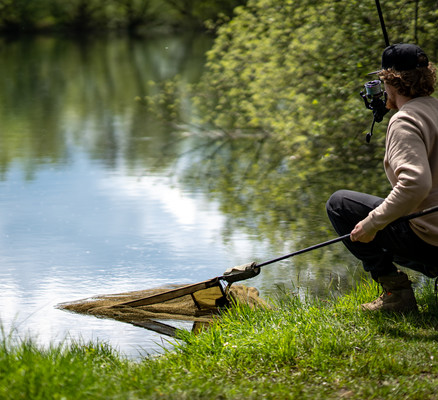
[194,0,438,159]
[0,0,246,33]
[111,0,162,32]
[164,0,247,29]
[49,0,112,31]
[0,0,50,31]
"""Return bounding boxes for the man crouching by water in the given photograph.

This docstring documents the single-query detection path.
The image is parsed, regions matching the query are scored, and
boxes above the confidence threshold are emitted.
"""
[326,43,438,312]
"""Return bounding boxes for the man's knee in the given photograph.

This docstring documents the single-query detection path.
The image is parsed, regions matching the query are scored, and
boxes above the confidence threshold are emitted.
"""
[326,190,350,214]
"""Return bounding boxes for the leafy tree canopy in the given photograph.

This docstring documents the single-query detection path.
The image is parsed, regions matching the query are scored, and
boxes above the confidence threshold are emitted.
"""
[193,0,438,160]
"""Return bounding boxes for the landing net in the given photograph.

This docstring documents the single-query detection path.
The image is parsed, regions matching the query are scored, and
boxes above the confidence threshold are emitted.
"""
[58,283,269,325]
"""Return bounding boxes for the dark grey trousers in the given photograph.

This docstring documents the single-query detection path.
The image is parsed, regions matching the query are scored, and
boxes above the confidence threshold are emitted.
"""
[326,190,438,280]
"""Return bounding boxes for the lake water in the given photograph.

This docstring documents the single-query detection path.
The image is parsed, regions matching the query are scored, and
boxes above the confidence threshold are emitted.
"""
[0,34,358,358]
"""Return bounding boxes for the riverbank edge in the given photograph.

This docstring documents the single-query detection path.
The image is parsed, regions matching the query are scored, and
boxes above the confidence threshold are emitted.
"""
[1,277,438,399]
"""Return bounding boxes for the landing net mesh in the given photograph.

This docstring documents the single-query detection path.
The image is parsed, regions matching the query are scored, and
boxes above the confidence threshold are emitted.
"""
[58,284,269,324]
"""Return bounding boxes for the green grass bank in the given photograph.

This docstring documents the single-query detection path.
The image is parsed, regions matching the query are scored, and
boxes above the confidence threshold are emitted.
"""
[1,279,438,399]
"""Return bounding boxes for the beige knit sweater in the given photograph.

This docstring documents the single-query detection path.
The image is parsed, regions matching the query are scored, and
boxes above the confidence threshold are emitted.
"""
[361,96,438,246]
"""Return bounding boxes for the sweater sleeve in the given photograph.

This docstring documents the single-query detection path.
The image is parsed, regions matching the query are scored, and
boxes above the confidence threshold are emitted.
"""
[361,112,432,234]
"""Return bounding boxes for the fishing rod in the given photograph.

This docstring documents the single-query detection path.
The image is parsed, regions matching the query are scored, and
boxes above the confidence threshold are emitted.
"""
[222,205,438,283]
[360,0,391,142]
[375,0,390,47]
[120,206,438,310]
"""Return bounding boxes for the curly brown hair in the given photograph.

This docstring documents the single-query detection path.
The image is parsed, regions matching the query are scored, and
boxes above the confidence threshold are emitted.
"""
[379,61,436,98]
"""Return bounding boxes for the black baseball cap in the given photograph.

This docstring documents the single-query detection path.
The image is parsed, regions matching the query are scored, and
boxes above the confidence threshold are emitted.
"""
[368,43,429,75]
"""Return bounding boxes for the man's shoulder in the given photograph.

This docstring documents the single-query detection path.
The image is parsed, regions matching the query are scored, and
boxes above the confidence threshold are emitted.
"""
[389,96,438,138]
[395,96,438,120]
[403,96,438,109]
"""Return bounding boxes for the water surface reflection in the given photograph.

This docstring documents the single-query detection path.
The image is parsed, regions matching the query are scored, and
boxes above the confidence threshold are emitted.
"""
[1,152,277,356]
[0,34,359,358]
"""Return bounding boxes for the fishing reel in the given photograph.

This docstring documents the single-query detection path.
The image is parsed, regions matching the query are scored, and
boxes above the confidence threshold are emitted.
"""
[360,80,389,142]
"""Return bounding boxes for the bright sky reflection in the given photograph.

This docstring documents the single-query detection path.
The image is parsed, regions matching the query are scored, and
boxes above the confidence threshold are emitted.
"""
[0,153,269,358]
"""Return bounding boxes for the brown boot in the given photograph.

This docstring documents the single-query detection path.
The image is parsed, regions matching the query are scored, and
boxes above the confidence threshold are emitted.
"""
[361,271,418,312]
